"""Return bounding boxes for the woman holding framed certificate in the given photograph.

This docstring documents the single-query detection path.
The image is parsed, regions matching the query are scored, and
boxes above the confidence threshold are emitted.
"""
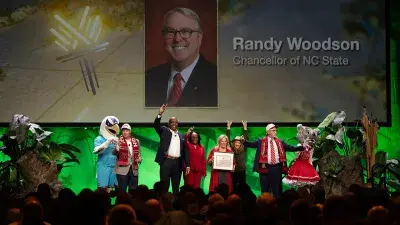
[207,134,235,193]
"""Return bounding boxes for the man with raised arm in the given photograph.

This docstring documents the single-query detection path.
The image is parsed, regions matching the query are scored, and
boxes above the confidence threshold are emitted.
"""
[241,124,304,197]
[153,104,190,195]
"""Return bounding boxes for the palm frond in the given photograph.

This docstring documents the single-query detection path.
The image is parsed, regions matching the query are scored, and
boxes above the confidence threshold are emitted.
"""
[57,144,80,162]
[324,126,336,135]
[36,146,63,163]
[317,112,338,128]
[375,151,388,165]
[332,111,347,126]
[58,143,81,153]
[29,124,52,141]
[63,158,80,164]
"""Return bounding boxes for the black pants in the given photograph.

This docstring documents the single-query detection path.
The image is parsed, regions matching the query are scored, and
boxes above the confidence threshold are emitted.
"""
[232,170,246,188]
[259,164,282,198]
[160,158,181,195]
[117,167,138,192]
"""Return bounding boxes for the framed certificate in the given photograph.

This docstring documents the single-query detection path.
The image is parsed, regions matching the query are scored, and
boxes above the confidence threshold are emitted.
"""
[213,152,234,171]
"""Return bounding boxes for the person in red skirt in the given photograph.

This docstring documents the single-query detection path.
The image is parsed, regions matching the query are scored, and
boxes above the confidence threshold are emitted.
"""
[283,124,320,188]
[207,134,235,193]
[184,127,206,188]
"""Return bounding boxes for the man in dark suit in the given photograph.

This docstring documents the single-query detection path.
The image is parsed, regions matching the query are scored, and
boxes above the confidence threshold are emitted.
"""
[145,7,217,107]
[241,124,305,197]
[154,104,190,195]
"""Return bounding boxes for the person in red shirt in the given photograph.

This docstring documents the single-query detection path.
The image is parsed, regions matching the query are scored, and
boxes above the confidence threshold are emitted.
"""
[115,124,142,192]
[184,127,206,188]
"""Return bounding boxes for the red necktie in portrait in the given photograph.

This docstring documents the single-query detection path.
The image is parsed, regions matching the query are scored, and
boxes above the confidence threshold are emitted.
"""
[168,73,183,106]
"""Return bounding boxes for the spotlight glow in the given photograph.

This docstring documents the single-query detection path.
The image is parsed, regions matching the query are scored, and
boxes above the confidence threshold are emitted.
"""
[51,6,105,52]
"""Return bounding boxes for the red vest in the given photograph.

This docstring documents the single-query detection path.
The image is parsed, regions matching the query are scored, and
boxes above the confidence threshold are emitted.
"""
[117,136,140,168]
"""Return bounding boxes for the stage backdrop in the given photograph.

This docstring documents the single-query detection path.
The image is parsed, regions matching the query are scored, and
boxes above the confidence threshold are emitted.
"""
[0,0,398,196]
[0,121,399,196]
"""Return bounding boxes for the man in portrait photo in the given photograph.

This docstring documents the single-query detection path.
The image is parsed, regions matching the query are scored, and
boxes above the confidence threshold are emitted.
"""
[145,7,218,107]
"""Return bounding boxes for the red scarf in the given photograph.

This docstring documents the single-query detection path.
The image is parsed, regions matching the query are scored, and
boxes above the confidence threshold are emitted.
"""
[260,137,286,162]
[117,136,140,168]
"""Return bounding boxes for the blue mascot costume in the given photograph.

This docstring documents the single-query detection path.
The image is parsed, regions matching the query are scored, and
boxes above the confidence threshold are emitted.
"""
[93,116,120,192]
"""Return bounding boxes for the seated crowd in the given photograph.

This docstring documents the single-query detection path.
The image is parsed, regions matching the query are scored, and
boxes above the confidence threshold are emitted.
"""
[1,182,399,225]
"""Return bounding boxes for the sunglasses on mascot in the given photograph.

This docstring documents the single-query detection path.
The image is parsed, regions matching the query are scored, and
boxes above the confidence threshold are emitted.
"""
[106,118,119,127]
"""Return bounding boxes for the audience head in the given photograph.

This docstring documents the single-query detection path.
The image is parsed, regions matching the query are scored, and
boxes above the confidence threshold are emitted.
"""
[24,192,38,203]
[349,183,361,195]
[256,192,277,214]
[226,194,241,203]
[21,200,44,223]
[116,192,133,205]
[216,183,229,198]
[367,205,390,225]
[315,203,324,213]
[155,210,194,225]
[145,199,162,222]
[210,213,236,225]
[226,194,242,214]
[160,192,175,212]
[389,196,400,223]
[311,185,326,204]
[323,195,351,224]
[37,183,51,198]
[208,193,224,205]
[206,201,233,221]
[7,208,21,223]
[135,185,149,200]
[154,181,167,194]
[58,188,76,202]
[281,189,300,203]
[290,199,310,225]
[108,204,136,225]
[182,192,199,216]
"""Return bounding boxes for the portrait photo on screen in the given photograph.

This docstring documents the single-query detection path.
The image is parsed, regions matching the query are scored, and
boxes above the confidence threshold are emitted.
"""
[144,0,218,108]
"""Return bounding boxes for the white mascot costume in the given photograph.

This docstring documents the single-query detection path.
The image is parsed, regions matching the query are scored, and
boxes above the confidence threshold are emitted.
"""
[93,116,120,191]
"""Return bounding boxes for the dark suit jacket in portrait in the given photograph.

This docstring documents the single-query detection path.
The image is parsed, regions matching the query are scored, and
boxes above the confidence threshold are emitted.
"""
[145,55,218,107]
[153,115,190,170]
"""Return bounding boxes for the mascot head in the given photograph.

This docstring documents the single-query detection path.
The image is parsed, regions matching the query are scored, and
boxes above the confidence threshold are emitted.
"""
[296,124,320,147]
[100,116,120,139]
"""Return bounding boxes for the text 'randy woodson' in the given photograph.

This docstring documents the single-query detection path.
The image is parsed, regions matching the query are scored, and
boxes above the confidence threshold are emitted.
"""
[232,37,361,54]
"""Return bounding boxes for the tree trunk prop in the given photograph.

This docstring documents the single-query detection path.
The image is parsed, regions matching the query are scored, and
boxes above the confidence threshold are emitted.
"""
[361,108,379,183]
[317,150,364,196]
[17,151,62,198]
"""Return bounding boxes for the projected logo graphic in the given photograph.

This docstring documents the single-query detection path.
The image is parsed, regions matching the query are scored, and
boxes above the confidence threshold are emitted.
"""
[50,6,109,95]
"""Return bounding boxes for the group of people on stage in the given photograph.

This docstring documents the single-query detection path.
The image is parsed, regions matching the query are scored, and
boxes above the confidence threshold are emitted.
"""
[93,104,320,198]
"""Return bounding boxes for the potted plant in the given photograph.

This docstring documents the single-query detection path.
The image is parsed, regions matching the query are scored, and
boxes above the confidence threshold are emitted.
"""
[0,114,80,198]
[313,111,365,196]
